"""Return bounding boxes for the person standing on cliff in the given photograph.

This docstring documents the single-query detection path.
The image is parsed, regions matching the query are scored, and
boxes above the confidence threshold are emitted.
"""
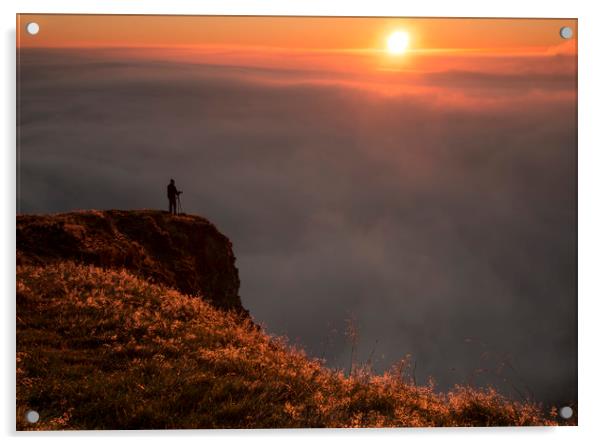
[167,179,182,215]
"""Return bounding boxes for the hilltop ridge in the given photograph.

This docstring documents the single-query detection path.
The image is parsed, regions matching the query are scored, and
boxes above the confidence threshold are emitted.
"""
[16,209,564,429]
[17,210,244,313]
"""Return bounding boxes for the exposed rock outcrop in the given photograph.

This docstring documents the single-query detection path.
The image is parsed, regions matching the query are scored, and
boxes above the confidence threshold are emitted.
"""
[16,210,244,313]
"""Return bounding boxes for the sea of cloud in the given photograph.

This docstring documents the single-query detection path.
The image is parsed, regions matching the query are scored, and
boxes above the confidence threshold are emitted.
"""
[17,47,577,405]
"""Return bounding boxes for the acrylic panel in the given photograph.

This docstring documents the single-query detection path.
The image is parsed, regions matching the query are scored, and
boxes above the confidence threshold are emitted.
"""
[16,14,577,429]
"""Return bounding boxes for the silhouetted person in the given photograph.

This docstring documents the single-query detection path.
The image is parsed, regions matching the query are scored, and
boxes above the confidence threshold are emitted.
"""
[167,179,182,215]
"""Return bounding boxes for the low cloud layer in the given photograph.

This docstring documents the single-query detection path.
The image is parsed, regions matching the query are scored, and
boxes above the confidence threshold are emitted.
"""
[18,48,577,405]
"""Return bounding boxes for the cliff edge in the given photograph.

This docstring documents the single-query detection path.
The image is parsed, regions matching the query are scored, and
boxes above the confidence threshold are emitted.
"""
[16,210,244,313]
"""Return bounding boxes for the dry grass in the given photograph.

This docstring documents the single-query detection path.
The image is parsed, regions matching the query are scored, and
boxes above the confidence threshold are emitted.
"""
[17,262,559,429]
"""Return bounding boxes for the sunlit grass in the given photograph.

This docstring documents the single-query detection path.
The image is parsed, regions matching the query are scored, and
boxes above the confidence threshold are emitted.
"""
[17,262,559,429]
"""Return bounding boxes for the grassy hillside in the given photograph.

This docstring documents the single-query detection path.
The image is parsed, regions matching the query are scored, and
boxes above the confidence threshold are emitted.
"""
[17,261,558,429]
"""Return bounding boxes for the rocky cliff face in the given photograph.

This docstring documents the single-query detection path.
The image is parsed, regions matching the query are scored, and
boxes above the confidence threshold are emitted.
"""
[16,210,244,313]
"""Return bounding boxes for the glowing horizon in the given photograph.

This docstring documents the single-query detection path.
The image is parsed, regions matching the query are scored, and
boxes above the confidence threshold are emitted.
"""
[17,15,576,55]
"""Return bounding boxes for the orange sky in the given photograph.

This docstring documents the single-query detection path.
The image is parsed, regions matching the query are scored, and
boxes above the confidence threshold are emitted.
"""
[17,14,576,54]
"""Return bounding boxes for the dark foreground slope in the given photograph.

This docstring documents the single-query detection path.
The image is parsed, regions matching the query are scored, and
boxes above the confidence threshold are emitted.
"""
[17,263,558,429]
[17,210,242,312]
[16,211,564,429]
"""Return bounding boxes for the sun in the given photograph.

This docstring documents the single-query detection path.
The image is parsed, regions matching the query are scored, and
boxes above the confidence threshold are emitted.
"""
[387,31,410,55]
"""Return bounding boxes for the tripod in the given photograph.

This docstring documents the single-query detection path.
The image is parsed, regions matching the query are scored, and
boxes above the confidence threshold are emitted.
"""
[176,193,183,215]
